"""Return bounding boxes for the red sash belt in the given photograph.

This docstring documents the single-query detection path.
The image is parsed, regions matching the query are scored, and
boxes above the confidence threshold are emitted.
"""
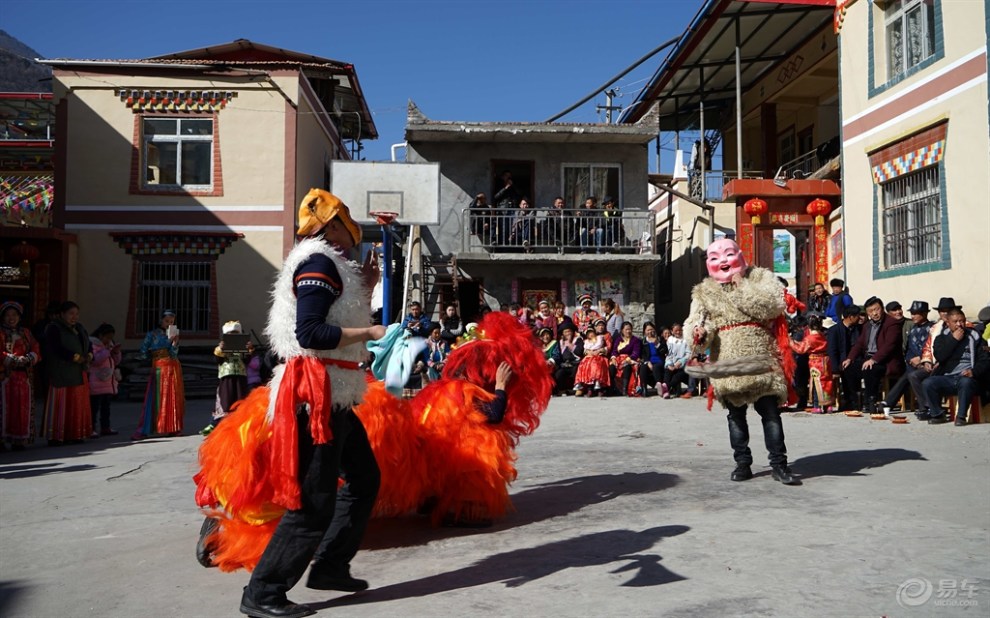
[270,355,362,510]
[717,321,766,332]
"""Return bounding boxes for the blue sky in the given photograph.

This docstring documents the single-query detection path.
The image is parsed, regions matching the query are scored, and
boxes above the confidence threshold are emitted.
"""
[3,0,703,162]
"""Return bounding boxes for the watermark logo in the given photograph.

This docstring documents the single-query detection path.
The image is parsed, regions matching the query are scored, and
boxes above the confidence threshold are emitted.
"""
[896,578,933,607]
[896,578,979,609]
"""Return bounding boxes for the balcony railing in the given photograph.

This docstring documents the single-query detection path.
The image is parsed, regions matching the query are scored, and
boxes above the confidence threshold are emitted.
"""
[461,208,657,255]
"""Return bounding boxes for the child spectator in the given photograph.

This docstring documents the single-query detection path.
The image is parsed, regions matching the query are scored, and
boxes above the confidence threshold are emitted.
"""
[790,314,834,413]
[203,320,249,435]
[573,326,611,397]
[88,323,122,437]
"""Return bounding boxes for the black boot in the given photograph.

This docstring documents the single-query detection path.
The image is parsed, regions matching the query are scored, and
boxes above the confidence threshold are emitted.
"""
[730,464,753,481]
[771,465,800,485]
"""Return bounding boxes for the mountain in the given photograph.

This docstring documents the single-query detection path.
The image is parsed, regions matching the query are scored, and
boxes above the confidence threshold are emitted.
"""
[0,30,52,92]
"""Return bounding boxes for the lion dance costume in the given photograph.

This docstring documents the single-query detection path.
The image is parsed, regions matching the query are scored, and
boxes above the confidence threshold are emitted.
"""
[195,301,552,572]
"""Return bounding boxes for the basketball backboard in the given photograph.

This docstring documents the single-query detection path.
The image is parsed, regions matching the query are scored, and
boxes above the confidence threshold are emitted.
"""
[330,161,440,225]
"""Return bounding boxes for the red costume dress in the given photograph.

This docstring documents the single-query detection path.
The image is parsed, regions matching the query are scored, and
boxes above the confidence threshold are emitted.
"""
[1,316,41,446]
[790,330,833,410]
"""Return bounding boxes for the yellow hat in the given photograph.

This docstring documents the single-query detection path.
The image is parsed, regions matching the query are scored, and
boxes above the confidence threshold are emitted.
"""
[296,188,362,244]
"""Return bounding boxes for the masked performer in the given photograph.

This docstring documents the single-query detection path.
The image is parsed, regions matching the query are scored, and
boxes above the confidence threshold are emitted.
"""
[684,239,799,485]
[195,189,385,618]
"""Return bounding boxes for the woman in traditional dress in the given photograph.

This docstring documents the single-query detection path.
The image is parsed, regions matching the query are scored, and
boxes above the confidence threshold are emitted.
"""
[553,322,583,395]
[0,301,41,450]
[132,310,184,440]
[573,326,611,397]
[609,321,642,396]
[42,301,92,445]
[789,314,834,413]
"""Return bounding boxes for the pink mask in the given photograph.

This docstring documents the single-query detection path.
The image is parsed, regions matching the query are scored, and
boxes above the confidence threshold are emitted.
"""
[705,239,747,283]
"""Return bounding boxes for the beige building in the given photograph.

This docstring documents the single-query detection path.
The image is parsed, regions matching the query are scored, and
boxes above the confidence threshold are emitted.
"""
[837,0,990,314]
[41,40,377,344]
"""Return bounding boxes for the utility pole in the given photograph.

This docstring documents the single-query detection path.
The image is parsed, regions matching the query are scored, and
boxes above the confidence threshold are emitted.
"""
[596,88,622,124]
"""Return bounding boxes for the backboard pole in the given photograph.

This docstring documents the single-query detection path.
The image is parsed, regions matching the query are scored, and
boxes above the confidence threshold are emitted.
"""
[382,223,393,326]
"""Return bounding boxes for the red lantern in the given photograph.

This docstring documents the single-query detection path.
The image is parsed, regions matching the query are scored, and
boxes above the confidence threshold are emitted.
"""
[743,197,768,225]
[9,241,39,274]
[806,198,832,226]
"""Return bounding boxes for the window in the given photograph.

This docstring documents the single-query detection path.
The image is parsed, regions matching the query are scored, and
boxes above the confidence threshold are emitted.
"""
[136,261,212,334]
[880,166,941,269]
[143,117,214,189]
[885,0,936,80]
[562,164,620,208]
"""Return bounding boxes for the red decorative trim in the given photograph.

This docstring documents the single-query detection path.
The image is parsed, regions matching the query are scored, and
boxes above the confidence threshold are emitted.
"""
[110,231,242,256]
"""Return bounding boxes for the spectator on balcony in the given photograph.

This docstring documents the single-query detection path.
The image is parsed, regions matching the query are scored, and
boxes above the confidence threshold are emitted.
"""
[469,192,493,245]
[601,196,627,251]
[400,301,431,338]
[554,323,584,395]
[639,322,667,397]
[825,278,854,322]
[807,282,831,315]
[538,196,566,249]
[576,196,604,253]
[507,197,536,252]
[492,170,520,246]
[571,294,600,335]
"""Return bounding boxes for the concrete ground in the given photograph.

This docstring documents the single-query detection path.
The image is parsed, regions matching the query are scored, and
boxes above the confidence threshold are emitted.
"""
[1,392,988,618]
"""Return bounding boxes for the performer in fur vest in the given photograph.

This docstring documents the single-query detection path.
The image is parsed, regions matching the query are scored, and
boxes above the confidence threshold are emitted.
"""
[195,189,385,618]
[684,238,799,485]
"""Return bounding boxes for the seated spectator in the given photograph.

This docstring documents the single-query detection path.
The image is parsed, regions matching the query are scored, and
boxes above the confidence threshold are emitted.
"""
[828,304,862,411]
[919,307,990,425]
[469,192,493,244]
[571,294,601,335]
[401,301,431,338]
[881,300,934,415]
[554,323,584,395]
[600,196,627,250]
[576,197,604,254]
[538,196,566,249]
[825,278,854,322]
[440,303,464,344]
[507,197,536,251]
[600,297,623,340]
[662,323,692,398]
[418,323,450,384]
[534,299,554,331]
[609,321,642,396]
[842,296,905,412]
[538,327,561,372]
[639,322,667,397]
[807,282,831,315]
[593,318,612,351]
[978,305,990,342]
[573,326,611,397]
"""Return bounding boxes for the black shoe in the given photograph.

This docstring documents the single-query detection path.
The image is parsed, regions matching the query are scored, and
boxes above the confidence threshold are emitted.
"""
[239,594,314,618]
[196,516,219,568]
[306,563,369,592]
[915,411,934,421]
[771,466,801,485]
[730,465,753,481]
[928,415,949,425]
[954,417,967,427]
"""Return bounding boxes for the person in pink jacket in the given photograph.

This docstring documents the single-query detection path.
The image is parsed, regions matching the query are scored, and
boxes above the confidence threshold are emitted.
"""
[88,323,122,436]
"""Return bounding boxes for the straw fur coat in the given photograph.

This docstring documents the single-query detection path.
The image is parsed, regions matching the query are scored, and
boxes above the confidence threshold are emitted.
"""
[684,266,788,407]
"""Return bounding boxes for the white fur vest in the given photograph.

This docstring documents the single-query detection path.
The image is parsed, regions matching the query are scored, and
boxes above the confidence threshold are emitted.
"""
[684,266,788,407]
[265,237,370,409]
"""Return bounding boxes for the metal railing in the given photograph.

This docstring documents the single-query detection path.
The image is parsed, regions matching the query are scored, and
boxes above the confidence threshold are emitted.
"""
[686,170,765,202]
[780,150,824,180]
[461,208,657,255]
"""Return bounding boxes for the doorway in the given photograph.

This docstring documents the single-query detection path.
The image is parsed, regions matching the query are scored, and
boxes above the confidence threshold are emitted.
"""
[756,226,812,301]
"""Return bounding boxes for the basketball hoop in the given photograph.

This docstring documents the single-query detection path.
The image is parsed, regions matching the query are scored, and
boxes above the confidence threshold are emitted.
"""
[369,211,398,225]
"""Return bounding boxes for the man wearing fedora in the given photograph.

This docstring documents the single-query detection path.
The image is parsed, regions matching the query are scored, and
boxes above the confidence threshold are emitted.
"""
[879,300,935,416]
[842,296,904,412]
[919,306,990,425]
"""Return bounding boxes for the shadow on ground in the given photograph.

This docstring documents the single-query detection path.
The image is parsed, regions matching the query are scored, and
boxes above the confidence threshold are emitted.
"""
[321,524,690,608]
[788,448,927,479]
[362,471,681,549]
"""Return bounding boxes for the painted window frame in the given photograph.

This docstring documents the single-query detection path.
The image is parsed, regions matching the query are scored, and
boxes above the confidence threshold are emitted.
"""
[130,111,223,197]
[868,0,944,97]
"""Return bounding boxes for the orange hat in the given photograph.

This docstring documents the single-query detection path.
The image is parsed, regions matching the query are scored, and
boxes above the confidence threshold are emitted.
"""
[296,188,362,244]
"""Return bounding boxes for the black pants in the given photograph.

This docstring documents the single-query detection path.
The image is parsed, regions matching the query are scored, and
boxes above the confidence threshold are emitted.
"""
[664,367,689,395]
[554,364,578,393]
[245,406,380,605]
[883,366,932,411]
[90,394,112,431]
[844,359,888,405]
[726,395,788,468]
[639,362,663,395]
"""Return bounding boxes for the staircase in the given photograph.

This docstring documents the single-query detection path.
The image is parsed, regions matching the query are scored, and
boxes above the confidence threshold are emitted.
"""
[421,253,460,318]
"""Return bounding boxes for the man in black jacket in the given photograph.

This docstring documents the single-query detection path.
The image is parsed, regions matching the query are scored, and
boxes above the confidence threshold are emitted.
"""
[827,304,861,410]
[919,308,990,425]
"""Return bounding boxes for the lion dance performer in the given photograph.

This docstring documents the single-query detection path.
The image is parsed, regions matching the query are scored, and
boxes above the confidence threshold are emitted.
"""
[195,189,385,618]
[684,238,799,485]
[357,311,553,528]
